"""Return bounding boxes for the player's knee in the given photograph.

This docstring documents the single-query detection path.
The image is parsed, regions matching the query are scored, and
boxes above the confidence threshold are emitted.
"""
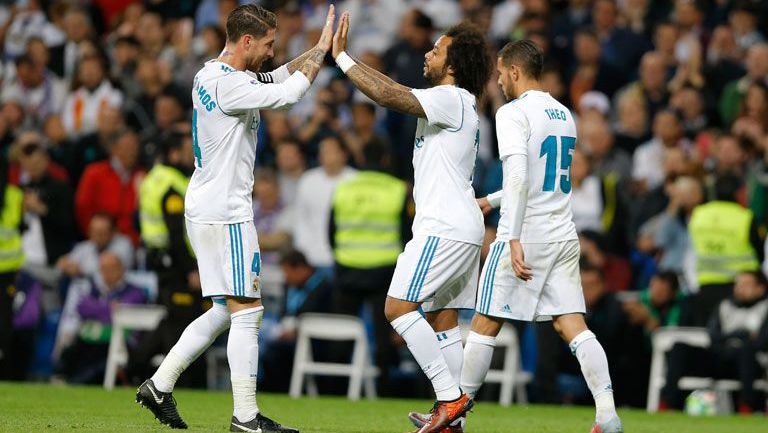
[470,313,503,337]
[552,314,588,342]
[225,296,263,315]
[425,309,458,331]
[384,296,417,322]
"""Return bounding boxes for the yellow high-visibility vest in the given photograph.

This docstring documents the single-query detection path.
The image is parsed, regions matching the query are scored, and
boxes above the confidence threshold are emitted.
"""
[0,185,24,273]
[332,171,407,268]
[139,164,190,249]
[689,201,759,285]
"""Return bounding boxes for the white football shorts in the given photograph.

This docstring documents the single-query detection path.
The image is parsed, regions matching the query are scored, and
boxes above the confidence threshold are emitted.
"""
[186,220,262,299]
[477,239,585,321]
[388,235,480,312]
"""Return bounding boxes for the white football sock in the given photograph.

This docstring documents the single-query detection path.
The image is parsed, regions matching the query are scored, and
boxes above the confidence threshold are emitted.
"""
[569,330,617,424]
[436,327,463,383]
[392,311,461,401]
[459,331,496,398]
[229,306,263,423]
[152,302,231,392]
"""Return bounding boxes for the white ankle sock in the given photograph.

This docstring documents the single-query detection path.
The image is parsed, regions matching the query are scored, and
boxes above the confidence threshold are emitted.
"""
[436,327,463,383]
[392,311,461,401]
[569,330,617,423]
[228,306,264,422]
[152,302,231,392]
[459,331,496,398]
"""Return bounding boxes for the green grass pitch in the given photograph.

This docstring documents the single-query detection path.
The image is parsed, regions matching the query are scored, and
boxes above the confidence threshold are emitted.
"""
[0,382,764,433]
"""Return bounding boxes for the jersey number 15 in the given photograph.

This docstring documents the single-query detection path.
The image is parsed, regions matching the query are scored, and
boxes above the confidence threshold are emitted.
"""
[540,135,576,193]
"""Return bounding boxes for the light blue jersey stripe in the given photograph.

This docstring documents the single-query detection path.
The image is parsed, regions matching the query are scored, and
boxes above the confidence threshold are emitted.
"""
[479,243,496,312]
[406,237,435,301]
[229,225,238,296]
[483,243,505,314]
[236,224,245,296]
[411,237,439,302]
[481,243,503,313]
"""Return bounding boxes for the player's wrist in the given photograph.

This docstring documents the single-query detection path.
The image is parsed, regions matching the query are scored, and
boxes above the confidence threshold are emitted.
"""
[335,51,356,73]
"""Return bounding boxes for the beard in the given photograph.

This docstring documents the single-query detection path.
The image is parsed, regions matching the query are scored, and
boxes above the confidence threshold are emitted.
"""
[424,63,448,86]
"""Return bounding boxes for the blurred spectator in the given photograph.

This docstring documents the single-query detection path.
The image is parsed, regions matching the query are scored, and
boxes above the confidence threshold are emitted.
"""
[338,0,407,54]
[0,158,25,380]
[632,110,689,193]
[342,102,391,166]
[329,141,410,395]
[274,139,306,206]
[14,135,75,270]
[41,114,76,176]
[672,0,708,60]
[61,55,123,138]
[75,129,144,244]
[293,137,356,276]
[551,0,593,66]
[653,21,679,73]
[661,271,768,413]
[623,270,684,335]
[580,114,631,181]
[2,0,64,59]
[568,29,623,105]
[54,252,145,384]
[383,9,432,89]
[261,250,333,392]
[668,85,707,139]
[729,2,765,53]
[612,85,651,155]
[252,169,293,267]
[719,43,768,126]
[123,56,183,133]
[705,25,745,95]
[49,8,94,82]
[737,81,768,132]
[6,272,44,380]
[579,230,631,292]
[614,51,669,128]
[111,36,141,95]
[1,54,67,128]
[296,88,343,157]
[687,174,762,325]
[571,148,603,233]
[56,213,134,279]
[653,176,704,285]
[68,106,124,183]
[591,0,650,74]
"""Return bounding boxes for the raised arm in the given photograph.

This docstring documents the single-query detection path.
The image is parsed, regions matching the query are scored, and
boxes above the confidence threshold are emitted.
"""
[331,12,425,117]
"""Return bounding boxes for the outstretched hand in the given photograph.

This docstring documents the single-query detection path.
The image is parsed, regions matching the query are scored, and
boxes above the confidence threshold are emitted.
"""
[315,4,336,52]
[332,11,350,59]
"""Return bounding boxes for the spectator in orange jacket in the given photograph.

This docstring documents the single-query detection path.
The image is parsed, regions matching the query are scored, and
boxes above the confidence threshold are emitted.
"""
[75,129,144,245]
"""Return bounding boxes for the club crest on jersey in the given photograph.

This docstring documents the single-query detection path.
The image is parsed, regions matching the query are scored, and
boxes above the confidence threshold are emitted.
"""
[196,85,217,112]
[414,135,425,149]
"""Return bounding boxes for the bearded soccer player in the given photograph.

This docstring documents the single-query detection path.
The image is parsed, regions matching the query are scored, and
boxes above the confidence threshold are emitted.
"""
[135,4,335,432]
[332,12,491,433]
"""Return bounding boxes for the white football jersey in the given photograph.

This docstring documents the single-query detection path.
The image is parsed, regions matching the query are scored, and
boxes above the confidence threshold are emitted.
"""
[410,85,484,245]
[496,90,578,243]
[185,61,310,224]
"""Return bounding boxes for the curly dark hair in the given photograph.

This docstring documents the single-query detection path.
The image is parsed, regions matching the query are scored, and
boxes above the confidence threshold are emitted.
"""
[444,23,492,98]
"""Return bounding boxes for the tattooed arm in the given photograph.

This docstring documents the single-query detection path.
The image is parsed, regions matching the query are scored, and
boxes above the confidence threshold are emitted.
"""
[296,47,326,83]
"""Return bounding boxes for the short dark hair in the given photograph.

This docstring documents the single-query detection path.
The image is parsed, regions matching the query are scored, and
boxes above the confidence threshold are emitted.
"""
[713,173,742,202]
[444,23,492,98]
[654,270,680,293]
[280,249,311,268]
[361,139,392,170]
[498,39,544,80]
[161,131,186,160]
[226,4,277,43]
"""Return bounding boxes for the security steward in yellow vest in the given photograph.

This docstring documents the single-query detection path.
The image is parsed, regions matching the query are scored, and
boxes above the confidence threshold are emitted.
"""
[328,141,412,396]
[0,163,24,379]
[129,133,206,385]
[687,174,763,326]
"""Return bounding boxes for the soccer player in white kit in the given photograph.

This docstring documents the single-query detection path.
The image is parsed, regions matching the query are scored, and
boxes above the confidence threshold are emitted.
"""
[136,5,335,432]
[331,13,491,433]
[459,41,624,433]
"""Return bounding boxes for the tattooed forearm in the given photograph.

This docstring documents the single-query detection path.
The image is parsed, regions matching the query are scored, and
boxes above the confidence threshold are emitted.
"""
[298,48,326,83]
[351,57,411,93]
[345,64,425,117]
[285,48,315,74]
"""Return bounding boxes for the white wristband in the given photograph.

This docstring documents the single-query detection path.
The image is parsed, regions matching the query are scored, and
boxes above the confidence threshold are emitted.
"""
[336,51,357,73]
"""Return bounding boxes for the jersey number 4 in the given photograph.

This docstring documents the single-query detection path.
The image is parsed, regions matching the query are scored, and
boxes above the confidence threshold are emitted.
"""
[540,135,576,193]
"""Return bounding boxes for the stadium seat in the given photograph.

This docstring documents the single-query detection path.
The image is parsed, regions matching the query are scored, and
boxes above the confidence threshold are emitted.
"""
[289,313,379,401]
[646,327,768,413]
[481,323,531,406]
[103,304,167,390]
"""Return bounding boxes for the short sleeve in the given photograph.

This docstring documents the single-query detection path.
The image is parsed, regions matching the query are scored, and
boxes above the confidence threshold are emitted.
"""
[410,86,463,130]
[495,104,530,159]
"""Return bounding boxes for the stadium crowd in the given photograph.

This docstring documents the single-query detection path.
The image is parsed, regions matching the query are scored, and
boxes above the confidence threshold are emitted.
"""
[0,0,768,414]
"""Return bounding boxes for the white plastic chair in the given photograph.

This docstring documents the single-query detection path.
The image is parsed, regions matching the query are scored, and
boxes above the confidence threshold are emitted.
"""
[482,323,531,406]
[646,326,768,412]
[289,313,379,400]
[103,304,167,389]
